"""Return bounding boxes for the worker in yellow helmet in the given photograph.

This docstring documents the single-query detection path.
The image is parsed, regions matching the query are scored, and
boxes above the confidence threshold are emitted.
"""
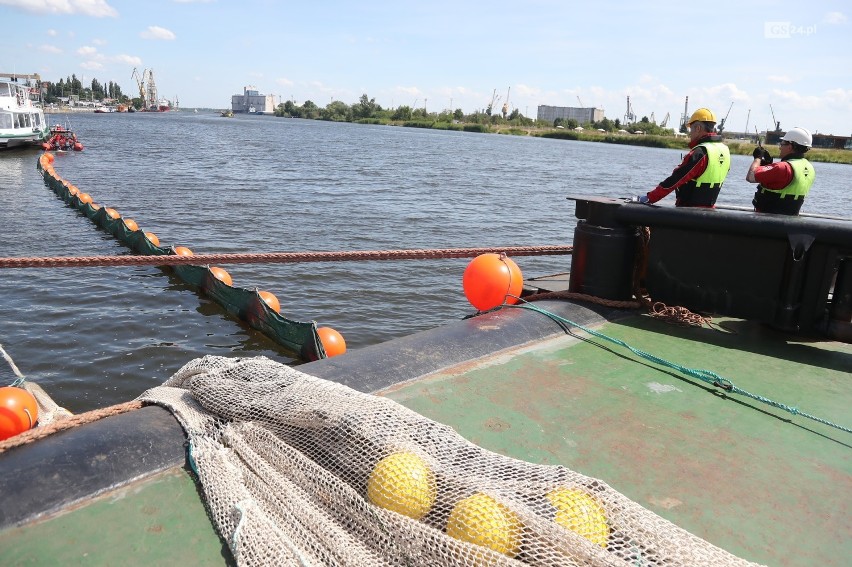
[746,127,815,215]
[630,108,731,207]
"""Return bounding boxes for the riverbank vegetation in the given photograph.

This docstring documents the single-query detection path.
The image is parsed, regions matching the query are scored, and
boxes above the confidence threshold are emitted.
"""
[273,94,851,165]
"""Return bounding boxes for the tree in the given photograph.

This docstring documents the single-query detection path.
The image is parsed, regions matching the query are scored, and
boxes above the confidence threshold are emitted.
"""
[353,94,380,120]
[453,108,463,121]
[391,105,412,121]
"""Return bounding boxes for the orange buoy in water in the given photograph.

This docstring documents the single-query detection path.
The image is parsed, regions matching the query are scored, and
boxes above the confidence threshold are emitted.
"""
[105,207,120,220]
[258,290,281,314]
[174,246,193,256]
[144,232,160,246]
[0,386,39,441]
[44,152,54,163]
[90,203,101,211]
[68,185,79,196]
[462,253,523,311]
[318,327,347,357]
[209,267,232,286]
[78,193,93,204]
[123,218,139,232]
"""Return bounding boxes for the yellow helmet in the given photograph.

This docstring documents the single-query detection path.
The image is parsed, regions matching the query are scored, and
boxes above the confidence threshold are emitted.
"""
[687,108,717,126]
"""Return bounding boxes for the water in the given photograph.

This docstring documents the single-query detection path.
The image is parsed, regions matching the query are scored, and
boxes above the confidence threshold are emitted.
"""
[1,112,850,411]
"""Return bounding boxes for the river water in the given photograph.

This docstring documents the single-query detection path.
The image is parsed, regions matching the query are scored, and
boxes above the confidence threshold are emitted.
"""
[1,112,849,411]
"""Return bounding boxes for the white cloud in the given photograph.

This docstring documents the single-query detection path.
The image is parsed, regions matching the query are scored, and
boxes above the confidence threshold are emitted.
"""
[77,46,98,56]
[823,12,847,24]
[80,61,104,70]
[47,29,58,36]
[0,0,118,17]
[39,44,63,54]
[766,75,793,84]
[276,78,295,87]
[92,38,107,46]
[113,54,142,66]
[140,26,176,40]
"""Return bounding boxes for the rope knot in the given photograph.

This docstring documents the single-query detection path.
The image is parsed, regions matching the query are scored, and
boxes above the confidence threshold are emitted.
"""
[712,378,734,392]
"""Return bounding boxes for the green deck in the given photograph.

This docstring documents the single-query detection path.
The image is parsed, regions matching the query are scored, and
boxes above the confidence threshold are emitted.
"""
[381,314,852,566]
[0,468,231,566]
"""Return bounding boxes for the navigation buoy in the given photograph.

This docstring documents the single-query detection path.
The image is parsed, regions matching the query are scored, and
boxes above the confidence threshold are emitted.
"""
[318,327,346,357]
[105,207,120,220]
[462,253,523,311]
[447,493,521,557]
[546,487,609,548]
[144,232,160,246]
[174,246,193,256]
[0,386,39,441]
[123,218,139,232]
[258,290,281,314]
[209,267,232,286]
[367,452,435,519]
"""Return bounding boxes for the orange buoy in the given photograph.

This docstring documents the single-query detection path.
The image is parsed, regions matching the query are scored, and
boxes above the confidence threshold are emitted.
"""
[45,152,55,163]
[258,290,281,314]
[462,253,524,311]
[318,327,347,357]
[0,386,39,441]
[144,232,160,246]
[123,218,139,232]
[90,203,101,211]
[78,193,93,204]
[174,246,193,256]
[209,267,232,286]
[68,185,79,196]
[105,207,120,220]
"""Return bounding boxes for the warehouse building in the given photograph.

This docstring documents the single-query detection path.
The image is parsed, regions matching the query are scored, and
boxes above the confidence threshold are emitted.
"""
[231,86,276,114]
[537,105,605,124]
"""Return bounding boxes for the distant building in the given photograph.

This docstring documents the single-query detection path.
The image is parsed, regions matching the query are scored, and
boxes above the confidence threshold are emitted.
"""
[231,86,276,114]
[537,105,605,124]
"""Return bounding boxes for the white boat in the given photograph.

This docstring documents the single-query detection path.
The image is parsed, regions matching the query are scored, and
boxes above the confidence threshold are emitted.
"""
[0,73,49,150]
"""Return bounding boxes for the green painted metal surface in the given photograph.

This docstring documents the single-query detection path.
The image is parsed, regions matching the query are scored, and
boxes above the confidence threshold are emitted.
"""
[0,467,232,566]
[382,314,852,566]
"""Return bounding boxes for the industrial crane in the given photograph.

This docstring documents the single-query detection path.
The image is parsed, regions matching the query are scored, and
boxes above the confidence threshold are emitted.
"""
[660,112,670,127]
[486,89,498,116]
[679,96,689,132]
[577,95,584,107]
[502,87,510,119]
[131,67,146,106]
[770,104,781,132]
[623,96,636,124]
[718,102,734,133]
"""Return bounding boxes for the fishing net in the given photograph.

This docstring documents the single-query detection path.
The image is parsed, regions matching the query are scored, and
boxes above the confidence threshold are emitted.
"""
[140,356,760,567]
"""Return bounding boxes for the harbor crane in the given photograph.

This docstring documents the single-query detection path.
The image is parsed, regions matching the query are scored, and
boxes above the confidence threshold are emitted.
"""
[770,104,781,132]
[718,101,734,133]
[486,88,499,116]
[650,112,656,124]
[679,96,689,132]
[502,87,510,119]
[577,95,584,107]
[623,96,636,124]
[660,112,670,127]
[131,68,146,106]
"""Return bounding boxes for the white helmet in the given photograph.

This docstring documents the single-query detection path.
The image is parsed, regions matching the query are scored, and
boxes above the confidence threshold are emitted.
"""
[781,127,812,148]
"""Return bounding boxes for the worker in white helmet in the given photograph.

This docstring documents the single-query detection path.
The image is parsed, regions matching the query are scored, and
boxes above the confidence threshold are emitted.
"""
[631,108,731,207]
[746,127,815,215]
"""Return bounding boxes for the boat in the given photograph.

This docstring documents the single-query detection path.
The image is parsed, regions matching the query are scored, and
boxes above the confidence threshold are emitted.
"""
[0,73,50,150]
[0,195,850,566]
[93,105,115,113]
[220,109,234,117]
[41,122,84,151]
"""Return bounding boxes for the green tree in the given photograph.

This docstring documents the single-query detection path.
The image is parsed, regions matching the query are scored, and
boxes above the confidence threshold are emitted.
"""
[453,108,463,120]
[353,94,380,120]
[392,105,412,121]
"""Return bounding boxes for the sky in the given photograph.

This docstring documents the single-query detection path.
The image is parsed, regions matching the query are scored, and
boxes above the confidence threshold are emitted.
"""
[2,0,851,135]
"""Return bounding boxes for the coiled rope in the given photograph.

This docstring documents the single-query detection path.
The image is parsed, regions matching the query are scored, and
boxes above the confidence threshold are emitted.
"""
[509,299,851,435]
[0,245,572,269]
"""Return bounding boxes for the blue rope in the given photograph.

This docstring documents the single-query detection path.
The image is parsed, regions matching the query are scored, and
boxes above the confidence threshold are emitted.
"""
[509,301,852,435]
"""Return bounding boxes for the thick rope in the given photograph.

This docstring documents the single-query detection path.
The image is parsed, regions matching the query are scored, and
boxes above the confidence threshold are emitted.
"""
[509,300,851,435]
[0,245,572,269]
[0,400,144,453]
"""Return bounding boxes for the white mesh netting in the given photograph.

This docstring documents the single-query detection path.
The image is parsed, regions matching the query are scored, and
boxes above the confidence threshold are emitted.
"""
[140,356,760,567]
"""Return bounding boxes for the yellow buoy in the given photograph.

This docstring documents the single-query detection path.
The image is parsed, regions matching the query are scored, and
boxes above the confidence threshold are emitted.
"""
[367,452,435,520]
[446,493,521,557]
[546,487,609,548]
[105,207,120,220]
[144,232,160,246]
[123,218,139,232]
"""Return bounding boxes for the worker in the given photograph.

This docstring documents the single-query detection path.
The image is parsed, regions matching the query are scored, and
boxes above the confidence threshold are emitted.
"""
[746,127,815,215]
[630,108,731,207]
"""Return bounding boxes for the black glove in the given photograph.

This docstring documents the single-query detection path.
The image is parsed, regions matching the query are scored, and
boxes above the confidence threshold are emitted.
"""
[753,147,772,166]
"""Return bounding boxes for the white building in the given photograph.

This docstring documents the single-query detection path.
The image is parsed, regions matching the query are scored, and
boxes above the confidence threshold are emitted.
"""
[537,105,605,124]
[231,86,276,114]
